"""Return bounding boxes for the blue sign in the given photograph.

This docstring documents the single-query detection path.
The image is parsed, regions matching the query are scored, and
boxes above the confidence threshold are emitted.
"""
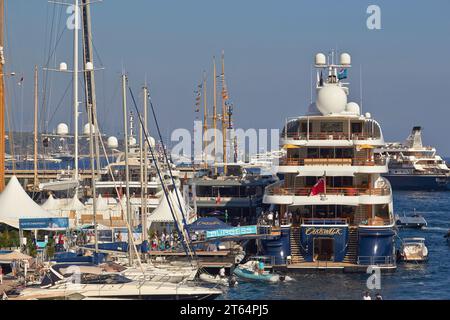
[206,225,257,239]
[19,218,69,230]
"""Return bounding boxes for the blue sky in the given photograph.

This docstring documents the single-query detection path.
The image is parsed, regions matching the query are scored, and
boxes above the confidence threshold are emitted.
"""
[4,0,450,154]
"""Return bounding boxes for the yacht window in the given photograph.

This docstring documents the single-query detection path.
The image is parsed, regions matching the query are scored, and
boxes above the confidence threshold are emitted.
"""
[300,122,312,133]
[351,122,362,134]
[320,122,343,133]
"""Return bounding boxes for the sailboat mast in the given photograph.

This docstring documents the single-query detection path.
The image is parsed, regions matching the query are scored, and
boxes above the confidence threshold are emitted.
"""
[81,0,101,176]
[139,106,145,243]
[0,0,5,191]
[213,57,217,175]
[87,77,98,255]
[33,66,39,189]
[221,51,227,175]
[73,0,80,179]
[121,73,133,264]
[202,71,207,167]
[142,84,149,244]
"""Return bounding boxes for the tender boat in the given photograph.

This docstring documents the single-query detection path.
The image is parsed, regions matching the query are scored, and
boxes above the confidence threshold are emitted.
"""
[198,273,235,286]
[399,238,429,262]
[233,260,288,283]
[395,213,427,229]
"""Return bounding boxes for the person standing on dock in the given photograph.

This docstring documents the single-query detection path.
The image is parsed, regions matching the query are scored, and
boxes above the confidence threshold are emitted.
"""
[363,291,372,300]
[0,265,3,284]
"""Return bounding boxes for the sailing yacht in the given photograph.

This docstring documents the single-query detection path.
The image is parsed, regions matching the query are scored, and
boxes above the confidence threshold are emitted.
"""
[260,52,397,270]
[14,264,222,300]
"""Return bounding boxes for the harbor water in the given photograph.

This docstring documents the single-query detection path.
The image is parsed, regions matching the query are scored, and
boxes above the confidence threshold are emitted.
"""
[221,191,450,300]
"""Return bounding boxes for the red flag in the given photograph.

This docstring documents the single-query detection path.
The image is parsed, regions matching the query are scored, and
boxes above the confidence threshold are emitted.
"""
[310,177,325,196]
[215,190,222,204]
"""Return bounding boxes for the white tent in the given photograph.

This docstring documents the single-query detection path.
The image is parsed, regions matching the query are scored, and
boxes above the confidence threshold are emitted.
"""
[61,195,86,212]
[0,176,57,228]
[148,189,187,225]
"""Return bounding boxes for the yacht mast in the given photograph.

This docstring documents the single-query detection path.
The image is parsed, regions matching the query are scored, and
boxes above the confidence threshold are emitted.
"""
[0,0,5,191]
[142,84,149,244]
[213,57,217,174]
[139,106,145,243]
[202,71,207,167]
[81,0,101,175]
[33,66,39,189]
[121,73,133,264]
[221,51,227,174]
[73,0,80,179]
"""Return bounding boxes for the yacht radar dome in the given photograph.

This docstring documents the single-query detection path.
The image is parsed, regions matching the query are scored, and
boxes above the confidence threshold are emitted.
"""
[147,136,156,148]
[365,112,372,119]
[346,102,360,115]
[59,62,68,72]
[316,86,347,115]
[107,136,119,149]
[85,62,94,71]
[83,123,96,135]
[56,123,69,136]
[315,53,326,66]
[129,137,137,146]
[340,53,351,65]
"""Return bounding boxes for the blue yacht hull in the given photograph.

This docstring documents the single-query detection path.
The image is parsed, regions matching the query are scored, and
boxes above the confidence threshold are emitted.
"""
[382,174,450,190]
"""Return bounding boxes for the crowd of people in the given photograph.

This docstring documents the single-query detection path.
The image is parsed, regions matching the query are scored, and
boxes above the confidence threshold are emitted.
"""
[149,230,181,251]
[259,210,294,226]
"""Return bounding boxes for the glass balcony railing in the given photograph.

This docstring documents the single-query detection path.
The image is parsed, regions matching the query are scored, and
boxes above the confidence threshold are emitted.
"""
[283,132,380,141]
[265,186,391,197]
[279,157,386,166]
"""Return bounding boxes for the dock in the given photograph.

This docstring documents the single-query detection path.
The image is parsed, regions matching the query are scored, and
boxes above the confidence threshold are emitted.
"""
[273,262,397,274]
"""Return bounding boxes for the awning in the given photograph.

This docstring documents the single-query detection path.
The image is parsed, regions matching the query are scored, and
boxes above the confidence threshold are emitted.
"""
[282,144,301,149]
[358,144,374,149]
[0,250,32,262]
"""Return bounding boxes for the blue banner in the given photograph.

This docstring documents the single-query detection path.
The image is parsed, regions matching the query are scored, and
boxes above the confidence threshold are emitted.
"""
[19,218,69,230]
[206,225,257,239]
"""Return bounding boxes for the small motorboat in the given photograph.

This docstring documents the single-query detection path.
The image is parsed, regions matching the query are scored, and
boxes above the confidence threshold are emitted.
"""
[398,238,429,262]
[395,213,427,229]
[233,261,289,283]
[198,273,236,287]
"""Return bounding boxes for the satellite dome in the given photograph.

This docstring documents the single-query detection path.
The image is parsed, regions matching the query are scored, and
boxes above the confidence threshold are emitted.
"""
[315,53,326,65]
[83,123,96,135]
[147,136,156,148]
[129,137,137,146]
[56,123,69,136]
[365,112,372,119]
[107,136,118,149]
[346,102,360,115]
[316,86,347,115]
[340,53,351,65]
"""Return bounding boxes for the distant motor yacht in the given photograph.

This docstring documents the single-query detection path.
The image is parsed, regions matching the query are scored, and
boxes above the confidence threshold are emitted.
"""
[376,126,450,190]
